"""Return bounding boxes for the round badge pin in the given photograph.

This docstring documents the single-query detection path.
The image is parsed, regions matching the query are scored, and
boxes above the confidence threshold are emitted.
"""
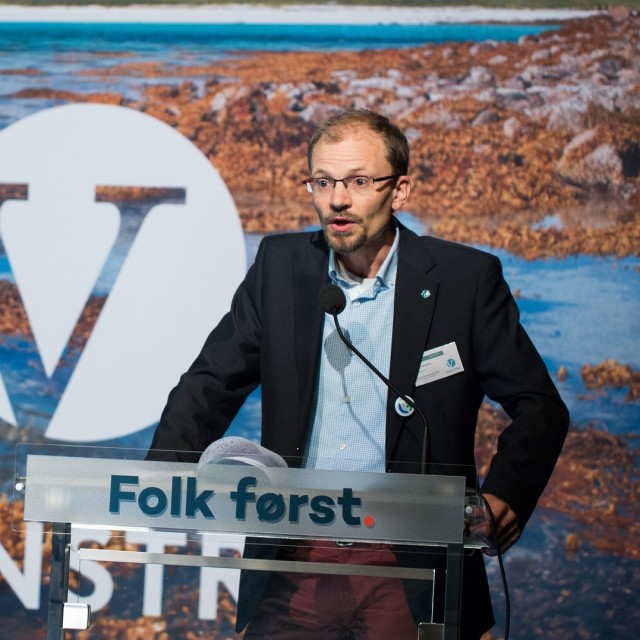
[394,396,415,417]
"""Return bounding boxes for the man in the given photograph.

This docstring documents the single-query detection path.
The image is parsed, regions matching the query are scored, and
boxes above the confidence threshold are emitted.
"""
[148,109,569,638]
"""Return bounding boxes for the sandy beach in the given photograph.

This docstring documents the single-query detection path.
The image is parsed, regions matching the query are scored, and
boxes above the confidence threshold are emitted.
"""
[0,3,600,25]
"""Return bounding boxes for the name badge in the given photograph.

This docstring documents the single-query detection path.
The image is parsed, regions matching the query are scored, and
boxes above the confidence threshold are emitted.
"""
[416,342,464,386]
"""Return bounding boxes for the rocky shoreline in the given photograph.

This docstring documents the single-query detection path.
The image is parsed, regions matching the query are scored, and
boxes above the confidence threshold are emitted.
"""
[3,12,639,256]
[141,9,638,252]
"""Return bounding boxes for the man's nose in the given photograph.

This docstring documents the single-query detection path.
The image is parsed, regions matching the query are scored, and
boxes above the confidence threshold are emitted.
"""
[330,180,351,208]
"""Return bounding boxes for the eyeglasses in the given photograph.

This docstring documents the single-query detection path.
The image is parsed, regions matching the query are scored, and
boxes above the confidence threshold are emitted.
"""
[303,175,401,195]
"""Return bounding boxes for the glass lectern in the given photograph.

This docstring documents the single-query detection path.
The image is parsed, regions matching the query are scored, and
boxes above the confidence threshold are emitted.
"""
[13,443,485,640]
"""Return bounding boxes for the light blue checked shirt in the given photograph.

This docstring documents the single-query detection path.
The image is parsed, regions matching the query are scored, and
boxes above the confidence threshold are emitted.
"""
[304,227,399,472]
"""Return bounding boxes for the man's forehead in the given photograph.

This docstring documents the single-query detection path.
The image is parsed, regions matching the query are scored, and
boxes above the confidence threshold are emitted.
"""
[317,126,383,148]
[311,131,387,170]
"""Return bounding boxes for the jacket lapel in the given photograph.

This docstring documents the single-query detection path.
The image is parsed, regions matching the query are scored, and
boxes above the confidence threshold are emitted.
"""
[385,225,439,461]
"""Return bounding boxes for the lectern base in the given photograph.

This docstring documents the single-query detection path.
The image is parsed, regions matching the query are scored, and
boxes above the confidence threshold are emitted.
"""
[418,622,444,640]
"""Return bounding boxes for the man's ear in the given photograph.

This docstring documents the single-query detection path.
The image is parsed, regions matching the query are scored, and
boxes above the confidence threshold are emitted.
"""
[391,176,411,211]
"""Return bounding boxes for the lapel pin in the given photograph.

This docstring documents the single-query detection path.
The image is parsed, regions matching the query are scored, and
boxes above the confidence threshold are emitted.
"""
[420,289,431,299]
[395,396,415,417]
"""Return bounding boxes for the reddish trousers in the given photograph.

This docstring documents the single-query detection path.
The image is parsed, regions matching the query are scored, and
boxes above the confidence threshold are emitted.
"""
[242,542,418,640]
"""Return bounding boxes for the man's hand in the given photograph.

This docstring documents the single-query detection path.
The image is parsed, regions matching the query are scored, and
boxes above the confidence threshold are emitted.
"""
[471,493,521,557]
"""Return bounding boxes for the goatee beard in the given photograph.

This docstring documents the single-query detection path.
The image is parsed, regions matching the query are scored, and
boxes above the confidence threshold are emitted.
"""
[322,225,366,255]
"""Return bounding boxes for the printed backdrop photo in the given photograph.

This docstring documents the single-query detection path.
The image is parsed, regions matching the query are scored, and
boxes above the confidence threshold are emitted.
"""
[0,4,638,639]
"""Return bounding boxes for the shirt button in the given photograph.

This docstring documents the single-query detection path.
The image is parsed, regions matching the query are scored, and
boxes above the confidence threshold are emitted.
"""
[343,395,350,403]
[339,443,347,451]
[353,300,361,307]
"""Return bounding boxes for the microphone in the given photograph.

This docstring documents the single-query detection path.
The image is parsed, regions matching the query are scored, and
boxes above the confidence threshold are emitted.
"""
[318,284,431,474]
[318,284,347,315]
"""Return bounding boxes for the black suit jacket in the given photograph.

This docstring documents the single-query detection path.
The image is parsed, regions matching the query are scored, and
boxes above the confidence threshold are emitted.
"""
[149,223,569,637]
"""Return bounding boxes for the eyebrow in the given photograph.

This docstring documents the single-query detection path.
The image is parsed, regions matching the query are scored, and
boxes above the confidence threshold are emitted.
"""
[312,168,370,177]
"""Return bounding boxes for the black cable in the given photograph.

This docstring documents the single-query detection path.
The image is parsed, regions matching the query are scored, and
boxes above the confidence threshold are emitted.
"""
[481,495,511,640]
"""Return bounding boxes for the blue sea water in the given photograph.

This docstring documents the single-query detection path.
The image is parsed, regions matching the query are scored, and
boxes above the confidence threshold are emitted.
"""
[492,250,640,433]
[0,255,10,280]
[0,21,554,55]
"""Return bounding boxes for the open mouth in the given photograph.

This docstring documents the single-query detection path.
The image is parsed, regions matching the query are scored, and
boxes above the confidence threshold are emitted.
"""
[326,216,358,232]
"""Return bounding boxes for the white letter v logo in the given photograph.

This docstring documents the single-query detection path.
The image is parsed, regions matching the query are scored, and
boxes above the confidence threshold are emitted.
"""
[0,185,186,434]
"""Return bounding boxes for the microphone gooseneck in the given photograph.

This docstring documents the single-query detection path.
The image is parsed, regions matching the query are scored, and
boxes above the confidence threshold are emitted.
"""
[318,284,430,474]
